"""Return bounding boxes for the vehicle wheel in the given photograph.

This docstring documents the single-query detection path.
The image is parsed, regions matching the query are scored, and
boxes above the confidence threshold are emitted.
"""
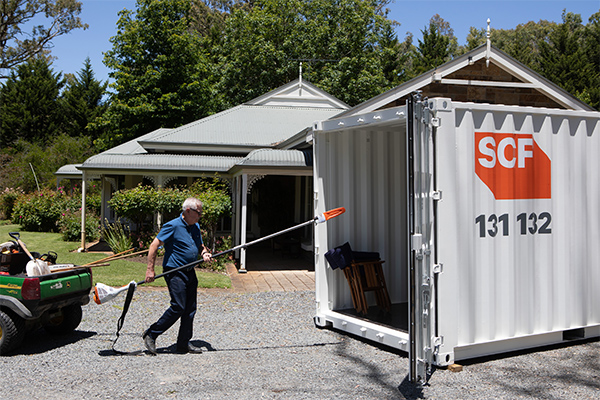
[43,305,82,335]
[0,309,25,355]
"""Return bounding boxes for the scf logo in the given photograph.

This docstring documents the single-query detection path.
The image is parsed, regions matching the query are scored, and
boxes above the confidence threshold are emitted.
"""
[475,132,551,200]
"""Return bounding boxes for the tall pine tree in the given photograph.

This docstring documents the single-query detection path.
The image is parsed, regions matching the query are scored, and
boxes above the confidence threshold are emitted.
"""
[62,57,108,140]
[0,57,65,147]
[411,16,452,77]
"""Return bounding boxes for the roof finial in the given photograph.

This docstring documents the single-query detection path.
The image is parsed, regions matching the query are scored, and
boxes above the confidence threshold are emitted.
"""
[299,62,303,95]
[486,18,491,67]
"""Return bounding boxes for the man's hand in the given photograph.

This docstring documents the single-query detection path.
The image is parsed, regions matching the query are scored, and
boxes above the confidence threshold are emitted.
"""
[145,268,155,283]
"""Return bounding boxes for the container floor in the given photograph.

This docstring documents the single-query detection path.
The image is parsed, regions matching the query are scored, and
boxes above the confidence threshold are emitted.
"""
[337,302,408,332]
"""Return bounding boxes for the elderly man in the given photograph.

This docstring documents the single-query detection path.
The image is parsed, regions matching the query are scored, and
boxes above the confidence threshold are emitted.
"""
[143,197,212,355]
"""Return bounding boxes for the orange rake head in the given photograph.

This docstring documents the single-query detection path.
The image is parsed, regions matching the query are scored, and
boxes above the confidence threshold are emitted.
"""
[316,207,346,223]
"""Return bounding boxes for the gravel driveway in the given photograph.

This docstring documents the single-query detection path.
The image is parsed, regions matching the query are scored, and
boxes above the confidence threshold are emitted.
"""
[1,289,598,399]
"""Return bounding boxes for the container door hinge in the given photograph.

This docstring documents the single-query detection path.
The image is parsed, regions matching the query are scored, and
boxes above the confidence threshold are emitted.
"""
[432,190,442,201]
[412,234,423,260]
[433,336,443,347]
[433,263,443,274]
[430,117,440,128]
[411,234,423,252]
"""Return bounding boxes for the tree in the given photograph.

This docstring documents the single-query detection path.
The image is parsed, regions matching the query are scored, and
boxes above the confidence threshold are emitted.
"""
[394,32,416,84]
[94,0,215,151]
[465,27,486,51]
[485,12,598,109]
[0,56,65,147]
[581,11,600,109]
[215,0,400,107]
[537,11,592,107]
[189,0,244,40]
[491,20,556,72]
[62,57,108,140]
[0,0,87,79]
[411,16,451,77]
[430,14,461,57]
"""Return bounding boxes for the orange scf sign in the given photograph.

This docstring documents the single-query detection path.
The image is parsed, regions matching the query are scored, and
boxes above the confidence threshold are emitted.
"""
[475,132,551,200]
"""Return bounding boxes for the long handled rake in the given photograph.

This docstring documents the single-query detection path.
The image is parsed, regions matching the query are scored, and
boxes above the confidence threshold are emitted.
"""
[93,207,345,305]
[94,207,345,353]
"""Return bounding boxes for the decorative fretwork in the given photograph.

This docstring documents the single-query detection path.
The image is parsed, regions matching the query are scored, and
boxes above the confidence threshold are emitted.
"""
[143,175,156,186]
[105,177,117,192]
[247,174,266,194]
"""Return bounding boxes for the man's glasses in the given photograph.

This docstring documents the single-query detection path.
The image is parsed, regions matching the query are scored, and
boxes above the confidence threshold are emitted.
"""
[189,208,202,216]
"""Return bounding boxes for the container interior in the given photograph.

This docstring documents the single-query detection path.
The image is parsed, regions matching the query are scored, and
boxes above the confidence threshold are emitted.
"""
[317,119,410,331]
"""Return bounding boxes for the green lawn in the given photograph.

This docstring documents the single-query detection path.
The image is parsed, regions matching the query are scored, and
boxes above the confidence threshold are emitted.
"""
[0,223,231,289]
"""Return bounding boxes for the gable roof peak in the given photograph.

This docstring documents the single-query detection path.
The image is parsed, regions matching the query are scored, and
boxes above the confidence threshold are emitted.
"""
[245,79,349,110]
[338,44,593,117]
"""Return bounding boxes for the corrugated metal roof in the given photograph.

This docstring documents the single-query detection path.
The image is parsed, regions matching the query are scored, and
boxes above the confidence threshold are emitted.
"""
[102,128,172,155]
[55,164,83,176]
[73,80,344,175]
[140,105,344,149]
[238,149,311,167]
[81,153,243,172]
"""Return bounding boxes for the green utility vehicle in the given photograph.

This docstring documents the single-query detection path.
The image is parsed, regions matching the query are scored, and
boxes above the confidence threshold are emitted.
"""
[0,233,92,355]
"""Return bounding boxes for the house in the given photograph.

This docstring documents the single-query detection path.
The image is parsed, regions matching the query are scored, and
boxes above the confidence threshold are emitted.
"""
[68,78,348,271]
[63,42,593,272]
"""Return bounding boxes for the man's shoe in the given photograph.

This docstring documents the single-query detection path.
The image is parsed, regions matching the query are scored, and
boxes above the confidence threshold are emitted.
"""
[176,343,203,354]
[142,330,157,355]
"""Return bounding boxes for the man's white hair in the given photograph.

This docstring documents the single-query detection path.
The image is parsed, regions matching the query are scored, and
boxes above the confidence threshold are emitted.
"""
[182,197,203,212]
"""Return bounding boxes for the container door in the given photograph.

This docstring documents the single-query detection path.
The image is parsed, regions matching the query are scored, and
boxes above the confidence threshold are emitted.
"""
[407,94,437,384]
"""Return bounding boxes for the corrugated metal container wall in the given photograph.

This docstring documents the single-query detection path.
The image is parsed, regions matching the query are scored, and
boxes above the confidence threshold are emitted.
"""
[314,121,408,309]
[313,98,600,365]
[434,102,600,361]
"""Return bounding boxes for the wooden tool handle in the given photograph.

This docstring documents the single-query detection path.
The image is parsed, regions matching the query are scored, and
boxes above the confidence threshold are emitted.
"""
[16,239,34,260]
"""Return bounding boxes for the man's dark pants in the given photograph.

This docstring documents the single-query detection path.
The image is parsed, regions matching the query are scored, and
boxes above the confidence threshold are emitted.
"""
[146,267,198,348]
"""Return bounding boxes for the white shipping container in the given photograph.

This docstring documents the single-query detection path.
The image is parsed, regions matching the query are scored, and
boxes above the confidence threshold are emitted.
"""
[311,97,600,383]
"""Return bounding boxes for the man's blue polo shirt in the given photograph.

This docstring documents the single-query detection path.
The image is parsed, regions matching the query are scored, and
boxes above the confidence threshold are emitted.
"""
[157,214,204,269]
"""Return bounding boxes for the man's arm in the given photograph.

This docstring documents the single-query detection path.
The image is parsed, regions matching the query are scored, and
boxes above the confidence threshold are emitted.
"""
[145,237,163,283]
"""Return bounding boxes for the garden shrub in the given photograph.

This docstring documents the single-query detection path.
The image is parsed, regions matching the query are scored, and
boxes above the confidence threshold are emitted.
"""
[209,234,234,273]
[10,187,102,234]
[87,193,102,216]
[155,187,188,216]
[104,180,232,255]
[11,189,70,231]
[61,184,102,216]
[58,208,100,242]
[0,187,24,220]
[108,185,159,229]
[132,230,156,249]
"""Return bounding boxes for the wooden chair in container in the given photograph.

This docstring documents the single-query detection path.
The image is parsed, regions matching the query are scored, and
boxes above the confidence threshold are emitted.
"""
[324,242,391,315]
[342,262,363,314]
[347,257,391,315]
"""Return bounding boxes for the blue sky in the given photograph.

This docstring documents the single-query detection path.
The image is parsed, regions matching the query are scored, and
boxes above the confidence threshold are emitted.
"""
[46,0,599,84]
